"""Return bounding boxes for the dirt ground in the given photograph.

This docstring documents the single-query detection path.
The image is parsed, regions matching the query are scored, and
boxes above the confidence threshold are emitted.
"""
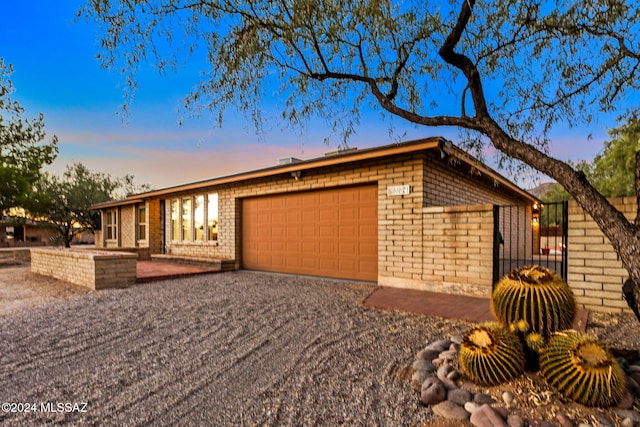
[0,266,90,317]
[1,266,638,426]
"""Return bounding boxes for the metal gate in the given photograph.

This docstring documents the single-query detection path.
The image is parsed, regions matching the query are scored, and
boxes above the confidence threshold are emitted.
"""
[493,201,568,285]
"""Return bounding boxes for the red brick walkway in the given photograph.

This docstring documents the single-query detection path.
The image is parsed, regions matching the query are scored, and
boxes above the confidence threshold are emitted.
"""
[361,286,588,329]
[361,287,494,323]
[136,261,219,283]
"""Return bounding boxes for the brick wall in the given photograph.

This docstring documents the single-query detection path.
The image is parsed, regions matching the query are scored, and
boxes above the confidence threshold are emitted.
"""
[567,197,633,314]
[380,204,495,297]
[31,248,137,290]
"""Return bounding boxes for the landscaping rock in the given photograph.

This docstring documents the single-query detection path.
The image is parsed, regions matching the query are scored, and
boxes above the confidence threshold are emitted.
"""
[447,388,472,406]
[450,334,463,345]
[432,400,468,420]
[493,406,509,419]
[506,414,524,427]
[412,359,436,373]
[411,369,431,392]
[464,401,479,414]
[416,348,440,361]
[556,412,574,427]
[616,391,634,409]
[427,339,452,352]
[526,420,556,427]
[447,369,460,381]
[474,393,496,405]
[420,377,447,405]
[621,418,634,427]
[439,349,458,362]
[614,409,640,424]
[630,373,640,388]
[436,364,458,390]
[592,414,614,427]
[502,391,514,406]
[469,403,507,427]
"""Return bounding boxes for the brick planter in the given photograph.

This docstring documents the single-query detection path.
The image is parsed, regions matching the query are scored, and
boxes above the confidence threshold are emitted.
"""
[31,248,137,290]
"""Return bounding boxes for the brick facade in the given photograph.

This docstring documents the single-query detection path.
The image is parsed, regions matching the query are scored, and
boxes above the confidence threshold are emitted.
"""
[144,149,524,294]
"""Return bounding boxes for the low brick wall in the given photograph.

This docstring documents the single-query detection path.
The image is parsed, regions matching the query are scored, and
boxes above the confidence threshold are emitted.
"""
[0,248,31,263]
[31,248,137,290]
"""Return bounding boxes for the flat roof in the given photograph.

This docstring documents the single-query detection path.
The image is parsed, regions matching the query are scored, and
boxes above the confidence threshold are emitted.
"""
[91,137,537,208]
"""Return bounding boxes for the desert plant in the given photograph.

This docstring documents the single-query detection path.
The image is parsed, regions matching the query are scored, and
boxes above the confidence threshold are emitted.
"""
[491,265,576,337]
[539,331,627,407]
[459,322,526,386]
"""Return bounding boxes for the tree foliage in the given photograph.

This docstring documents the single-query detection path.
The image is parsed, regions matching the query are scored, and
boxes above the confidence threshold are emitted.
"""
[26,163,150,247]
[590,116,640,198]
[542,117,640,202]
[81,0,640,319]
[0,59,58,213]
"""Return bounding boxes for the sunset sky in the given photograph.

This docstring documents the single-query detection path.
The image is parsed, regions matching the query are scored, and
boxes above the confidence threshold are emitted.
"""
[2,1,632,191]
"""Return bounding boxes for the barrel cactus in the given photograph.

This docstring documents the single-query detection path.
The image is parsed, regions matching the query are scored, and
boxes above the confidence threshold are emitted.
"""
[539,331,627,407]
[491,265,576,336]
[458,322,526,386]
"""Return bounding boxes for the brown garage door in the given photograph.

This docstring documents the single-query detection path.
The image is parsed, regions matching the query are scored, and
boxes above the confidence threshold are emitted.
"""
[242,185,377,281]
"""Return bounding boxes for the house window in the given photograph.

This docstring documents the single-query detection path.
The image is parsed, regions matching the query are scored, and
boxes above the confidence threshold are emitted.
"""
[208,193,218,241]
[106,210,117,240]
[137,205,146,241]
[169,194,218,242]
[171,199,180,240]
[194,195,205,241]
[182,198,192,241]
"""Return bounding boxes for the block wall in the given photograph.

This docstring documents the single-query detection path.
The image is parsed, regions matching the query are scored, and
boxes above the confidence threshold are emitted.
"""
[567,197,633,314]
[381,204,494,296]
[31,248,137,290]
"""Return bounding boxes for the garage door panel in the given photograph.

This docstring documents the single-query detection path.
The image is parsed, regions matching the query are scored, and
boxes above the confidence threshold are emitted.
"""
[242,185,377,281]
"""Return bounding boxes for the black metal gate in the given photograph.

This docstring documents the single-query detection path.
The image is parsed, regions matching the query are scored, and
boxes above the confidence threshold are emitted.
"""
[493,201,568,285]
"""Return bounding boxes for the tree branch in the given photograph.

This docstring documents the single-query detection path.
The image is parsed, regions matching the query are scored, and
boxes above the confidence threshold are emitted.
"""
[438,0,489,119]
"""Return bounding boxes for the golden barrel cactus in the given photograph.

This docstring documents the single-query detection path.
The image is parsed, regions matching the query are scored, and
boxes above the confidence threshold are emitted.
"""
[539,331,627,407]
[458,322,526,386]
[491,265,576,336]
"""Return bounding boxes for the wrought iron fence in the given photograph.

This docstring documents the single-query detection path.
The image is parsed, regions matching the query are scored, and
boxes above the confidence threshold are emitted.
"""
[493,201,568,286]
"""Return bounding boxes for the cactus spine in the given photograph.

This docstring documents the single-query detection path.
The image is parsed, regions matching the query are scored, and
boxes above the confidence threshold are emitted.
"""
[539,331,627,407]
[458,322,526,386]
[491,265,576,336]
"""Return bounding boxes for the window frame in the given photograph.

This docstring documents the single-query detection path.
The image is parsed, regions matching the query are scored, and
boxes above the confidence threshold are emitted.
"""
[169,193,219,243]
[136,204,147,242]
[105,210,117,241]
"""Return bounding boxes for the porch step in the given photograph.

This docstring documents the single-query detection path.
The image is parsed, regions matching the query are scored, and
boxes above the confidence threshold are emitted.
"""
[150,254,236,271]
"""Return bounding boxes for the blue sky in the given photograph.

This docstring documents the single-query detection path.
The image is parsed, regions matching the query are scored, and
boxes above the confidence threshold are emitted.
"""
[1,1,629,190]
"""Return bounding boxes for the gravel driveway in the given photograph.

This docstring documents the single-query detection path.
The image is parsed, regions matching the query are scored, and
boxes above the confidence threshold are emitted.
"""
[0,270,472,426]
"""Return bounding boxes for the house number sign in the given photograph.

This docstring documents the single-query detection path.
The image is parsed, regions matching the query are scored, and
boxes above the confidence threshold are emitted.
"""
[387,185,410,196]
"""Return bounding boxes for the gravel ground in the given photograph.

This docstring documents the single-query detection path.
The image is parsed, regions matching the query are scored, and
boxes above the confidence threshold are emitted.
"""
[0,269,473,426]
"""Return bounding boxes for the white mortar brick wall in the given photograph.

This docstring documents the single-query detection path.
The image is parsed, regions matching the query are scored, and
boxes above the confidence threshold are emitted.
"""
[31,248,137,290]
[567,197,634,314]
[418,204,494,297]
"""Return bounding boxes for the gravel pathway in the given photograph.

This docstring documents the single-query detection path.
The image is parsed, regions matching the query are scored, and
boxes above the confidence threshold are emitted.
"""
[0,271,472,426]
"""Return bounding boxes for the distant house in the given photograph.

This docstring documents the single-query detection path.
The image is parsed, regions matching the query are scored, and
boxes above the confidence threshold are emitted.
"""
[0,215,55,247]
[91,137,537,296]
